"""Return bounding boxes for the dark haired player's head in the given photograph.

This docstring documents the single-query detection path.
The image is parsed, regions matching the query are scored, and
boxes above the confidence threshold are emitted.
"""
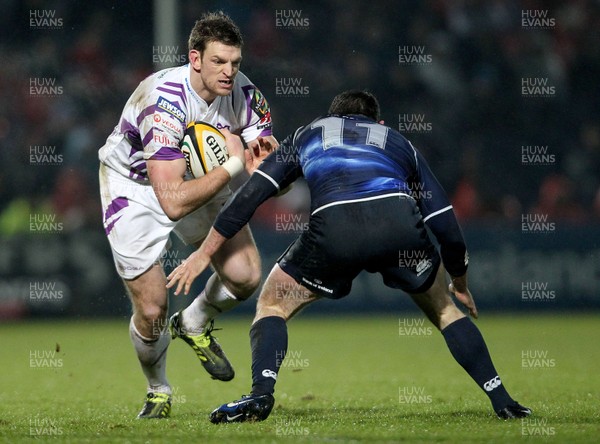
[188,11,244,53]
[328,90,380,121]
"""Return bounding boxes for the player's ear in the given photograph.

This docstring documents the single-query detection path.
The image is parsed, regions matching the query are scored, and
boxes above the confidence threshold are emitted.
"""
[379,120,385,125]
[189,50,202,69]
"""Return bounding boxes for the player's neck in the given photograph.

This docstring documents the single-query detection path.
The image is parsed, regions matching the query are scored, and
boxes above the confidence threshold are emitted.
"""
[189,68,216,105]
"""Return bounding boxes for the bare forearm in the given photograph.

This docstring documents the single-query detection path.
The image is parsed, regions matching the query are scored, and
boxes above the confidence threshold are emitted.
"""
[153,167,231,221]
[148,130,247,221]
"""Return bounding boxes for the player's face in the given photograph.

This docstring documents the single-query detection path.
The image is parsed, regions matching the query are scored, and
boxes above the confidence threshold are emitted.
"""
[191,41,242,103]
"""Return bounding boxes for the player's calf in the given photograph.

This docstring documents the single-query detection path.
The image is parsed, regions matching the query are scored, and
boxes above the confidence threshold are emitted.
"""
[209,226,262,301]
[253,265,318,323]
[441,317,531,418]
[124,265,170,338]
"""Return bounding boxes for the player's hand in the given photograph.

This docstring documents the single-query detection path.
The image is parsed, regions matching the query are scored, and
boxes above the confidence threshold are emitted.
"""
[449,274,478,319]
[221,128,246,167]
[166,250,211,296]
[245,135,278,174]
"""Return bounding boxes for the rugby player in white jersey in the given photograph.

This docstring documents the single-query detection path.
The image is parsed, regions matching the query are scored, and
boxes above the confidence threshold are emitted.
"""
[98,12,277,418]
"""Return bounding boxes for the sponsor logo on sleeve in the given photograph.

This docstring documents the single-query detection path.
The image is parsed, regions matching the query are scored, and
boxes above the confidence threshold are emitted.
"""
[251,88,270,118]
[242,86,272,130]
[153,112,183,134]
[152,131,179,148]
[257,111,272,130]
[157,96,186,122]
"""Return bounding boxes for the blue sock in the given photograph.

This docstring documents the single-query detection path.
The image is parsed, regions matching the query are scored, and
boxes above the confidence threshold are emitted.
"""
[250,316,288,395]
[441,317,514,411]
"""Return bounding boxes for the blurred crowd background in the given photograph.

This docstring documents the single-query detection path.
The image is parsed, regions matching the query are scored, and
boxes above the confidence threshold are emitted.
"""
[1,0,599,236]
[0,0,599,318]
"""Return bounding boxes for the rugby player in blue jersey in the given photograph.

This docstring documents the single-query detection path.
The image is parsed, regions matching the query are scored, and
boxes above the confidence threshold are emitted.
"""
[167,90,531,422]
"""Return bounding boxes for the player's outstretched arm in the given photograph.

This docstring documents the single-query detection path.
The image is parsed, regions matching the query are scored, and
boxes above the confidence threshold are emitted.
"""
[166,227,228,295]
[449,273,478,319]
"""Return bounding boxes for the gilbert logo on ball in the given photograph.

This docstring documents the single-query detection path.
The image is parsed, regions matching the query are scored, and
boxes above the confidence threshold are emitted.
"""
[180,121,229,177]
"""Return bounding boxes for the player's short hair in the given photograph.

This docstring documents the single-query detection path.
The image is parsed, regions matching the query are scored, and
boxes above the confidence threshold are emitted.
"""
[329,89,379,121]
[328,90,380,121]
[188,11,244,53]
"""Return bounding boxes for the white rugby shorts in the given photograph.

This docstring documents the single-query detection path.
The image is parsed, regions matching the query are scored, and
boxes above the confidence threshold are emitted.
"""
[99,164,231,279]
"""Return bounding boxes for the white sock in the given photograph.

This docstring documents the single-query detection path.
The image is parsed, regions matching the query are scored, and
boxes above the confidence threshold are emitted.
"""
[129,317,171,395]
[180,273,241,334]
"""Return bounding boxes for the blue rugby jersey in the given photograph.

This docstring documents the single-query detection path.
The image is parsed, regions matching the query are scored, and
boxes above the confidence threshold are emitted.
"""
[215,114,468,276]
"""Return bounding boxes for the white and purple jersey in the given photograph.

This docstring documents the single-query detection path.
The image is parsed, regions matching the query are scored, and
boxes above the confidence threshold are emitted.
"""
[99,64,272,181]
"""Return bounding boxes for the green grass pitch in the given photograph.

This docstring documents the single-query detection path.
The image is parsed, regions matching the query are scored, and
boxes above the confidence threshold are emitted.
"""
[1,313,599,443]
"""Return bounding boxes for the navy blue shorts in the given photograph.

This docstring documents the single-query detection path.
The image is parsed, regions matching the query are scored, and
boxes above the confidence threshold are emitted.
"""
[277,195,440,299]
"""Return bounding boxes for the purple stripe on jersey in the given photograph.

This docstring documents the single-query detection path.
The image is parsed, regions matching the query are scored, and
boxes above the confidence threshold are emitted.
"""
[103,197,129,235]
[158,82,187,107]
[142,128,154,149]
[149,146,185,161]
[136,104,158,126]
[120,119,143,154]
[104,196,129,221]
[129,145,141,159]
[104,216,122,236]
[241,84,254,124]
[259,128,273,137]
[129,159,147,180]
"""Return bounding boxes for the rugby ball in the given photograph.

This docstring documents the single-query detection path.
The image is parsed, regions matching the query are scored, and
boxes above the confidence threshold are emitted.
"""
[180,122,229,177]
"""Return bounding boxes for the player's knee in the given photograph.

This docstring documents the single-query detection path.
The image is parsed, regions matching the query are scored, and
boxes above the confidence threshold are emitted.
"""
[228,278,260,300]
[135,303,168,335]
[223,266,261,300]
